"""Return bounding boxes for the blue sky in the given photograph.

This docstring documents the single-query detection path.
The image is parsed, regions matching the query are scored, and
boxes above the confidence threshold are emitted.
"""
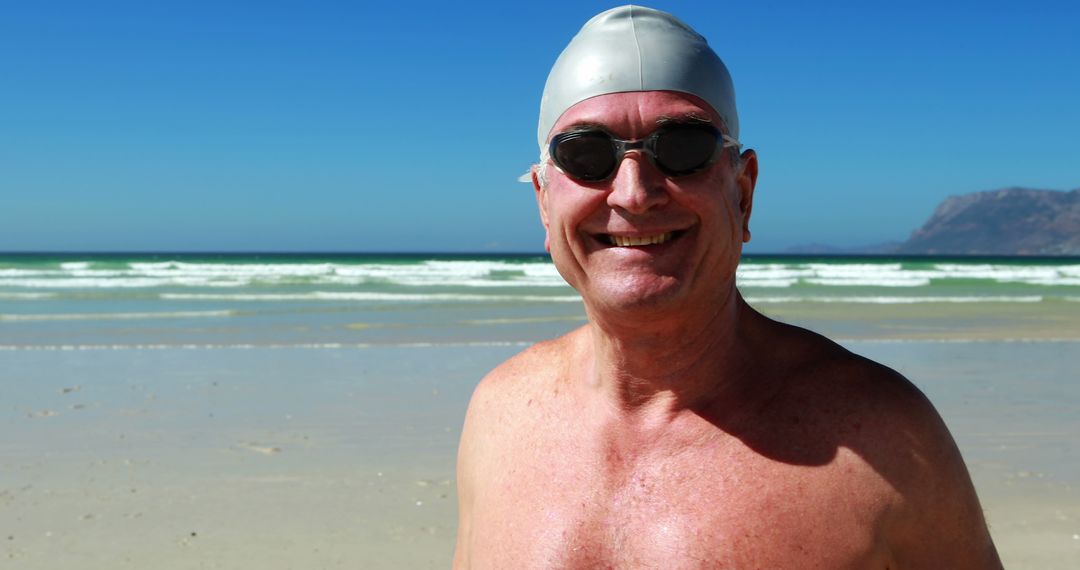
[2,1,1077,253]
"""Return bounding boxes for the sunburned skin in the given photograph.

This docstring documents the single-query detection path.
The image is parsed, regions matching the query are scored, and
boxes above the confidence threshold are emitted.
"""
[455,318,1001,569]
[454,90,1001,569]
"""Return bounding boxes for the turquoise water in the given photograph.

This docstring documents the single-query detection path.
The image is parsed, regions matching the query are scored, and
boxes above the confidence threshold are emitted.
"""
[1,253,1078,348]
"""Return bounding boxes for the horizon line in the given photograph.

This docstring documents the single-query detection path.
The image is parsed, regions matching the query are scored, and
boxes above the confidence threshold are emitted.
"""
[1,251,1079,261]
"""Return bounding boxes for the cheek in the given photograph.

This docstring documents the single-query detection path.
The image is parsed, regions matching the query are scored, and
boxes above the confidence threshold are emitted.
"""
[545,185,603,235]
[702,178,745,233]
[547,201,587,254]
[541,186,606,283]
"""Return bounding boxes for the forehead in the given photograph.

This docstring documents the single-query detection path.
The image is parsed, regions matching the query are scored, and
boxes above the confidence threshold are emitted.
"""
[549,91,722,140]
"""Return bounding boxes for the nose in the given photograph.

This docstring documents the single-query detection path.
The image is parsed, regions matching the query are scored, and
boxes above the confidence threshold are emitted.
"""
[605,152,670,214]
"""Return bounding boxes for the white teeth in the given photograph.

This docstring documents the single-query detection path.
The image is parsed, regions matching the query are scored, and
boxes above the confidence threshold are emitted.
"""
[608,232,673,247]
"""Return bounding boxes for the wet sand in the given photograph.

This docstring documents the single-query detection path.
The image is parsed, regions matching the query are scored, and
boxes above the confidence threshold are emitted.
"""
[3,330,1079,567]
[3,346,485,568]
[756,298,1080,342]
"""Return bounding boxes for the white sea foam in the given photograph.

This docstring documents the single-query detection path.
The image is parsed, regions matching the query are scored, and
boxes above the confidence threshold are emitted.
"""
[1013,277,1080,287]
[928,263,1080,284]
[0,260,567,289]
[327,260,567,287]
[736,262,1080,288]
[0,269,54,277]
[735,278,799,288]
[803,277,932,287]
[737,263,934,288]
[805,262,905,273]
[0,277,248,289]
[2,259,1080,291]
[128,261,339,277]
[736,266,814,280]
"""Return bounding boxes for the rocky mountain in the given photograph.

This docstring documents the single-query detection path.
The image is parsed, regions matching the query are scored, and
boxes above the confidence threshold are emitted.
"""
[895,187,1080,256]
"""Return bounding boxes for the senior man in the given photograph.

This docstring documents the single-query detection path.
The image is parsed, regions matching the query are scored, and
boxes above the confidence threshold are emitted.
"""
[454,6,1001,569]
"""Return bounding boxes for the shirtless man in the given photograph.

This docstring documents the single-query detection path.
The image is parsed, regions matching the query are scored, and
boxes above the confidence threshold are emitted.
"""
[454,6,1002,568]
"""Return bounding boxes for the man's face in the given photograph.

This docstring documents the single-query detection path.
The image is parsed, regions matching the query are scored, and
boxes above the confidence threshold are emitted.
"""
[534,91,758,315]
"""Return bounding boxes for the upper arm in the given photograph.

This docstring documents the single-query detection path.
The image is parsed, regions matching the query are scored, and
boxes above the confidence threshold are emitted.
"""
[453,353,530,569]
[452,334,572,569]
[453,371,494,569]
[453,405,474,569]
[881,379,1002,568]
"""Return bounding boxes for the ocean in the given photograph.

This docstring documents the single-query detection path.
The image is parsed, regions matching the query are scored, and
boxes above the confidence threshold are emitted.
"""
[2,253,1079,349]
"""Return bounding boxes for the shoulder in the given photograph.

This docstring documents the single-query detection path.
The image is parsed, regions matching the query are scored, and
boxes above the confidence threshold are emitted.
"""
[736,317,940,467]
[457,326,583,469]
[753,318,1001,567]
[778,324,957,467]
[466,326,582,416]
[750,313,938,424]
[761,318,965,472]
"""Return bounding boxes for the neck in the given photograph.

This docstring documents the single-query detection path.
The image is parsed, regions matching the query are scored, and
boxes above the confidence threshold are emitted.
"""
[581,286,757,417]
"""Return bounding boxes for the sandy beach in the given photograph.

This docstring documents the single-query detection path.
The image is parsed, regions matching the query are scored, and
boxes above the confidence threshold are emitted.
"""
[3,335,1079,568]
[3,345,480,569]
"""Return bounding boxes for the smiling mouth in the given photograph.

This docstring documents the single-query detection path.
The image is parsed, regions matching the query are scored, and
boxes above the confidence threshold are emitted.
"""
[606,232,677,247]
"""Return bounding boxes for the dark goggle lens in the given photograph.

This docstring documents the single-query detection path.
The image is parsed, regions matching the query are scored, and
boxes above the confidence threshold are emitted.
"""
[551,132,617,181]
[652,126,721,176]
[550,125,720,182]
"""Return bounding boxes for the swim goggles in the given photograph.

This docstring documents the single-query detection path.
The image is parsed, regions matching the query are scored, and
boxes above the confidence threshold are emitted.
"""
[547,123,741,182]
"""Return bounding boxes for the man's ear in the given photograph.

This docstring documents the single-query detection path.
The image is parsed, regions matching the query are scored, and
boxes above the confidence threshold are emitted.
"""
[736,149,758,243]
[532,165,552,252]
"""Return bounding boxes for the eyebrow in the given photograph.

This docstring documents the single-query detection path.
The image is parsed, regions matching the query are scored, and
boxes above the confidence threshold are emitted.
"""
[656,113,713,126]
[555,114,714,136]
[558,121,609,132]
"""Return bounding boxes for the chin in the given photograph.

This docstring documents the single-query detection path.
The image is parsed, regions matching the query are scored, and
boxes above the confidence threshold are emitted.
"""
[583,274,689,314]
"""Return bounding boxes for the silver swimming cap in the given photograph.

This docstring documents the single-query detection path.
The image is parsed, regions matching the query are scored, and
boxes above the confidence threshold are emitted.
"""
[537,5,739,149]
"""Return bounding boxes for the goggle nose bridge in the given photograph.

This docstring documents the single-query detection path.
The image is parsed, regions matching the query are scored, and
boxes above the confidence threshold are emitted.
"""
[609,138,654,166]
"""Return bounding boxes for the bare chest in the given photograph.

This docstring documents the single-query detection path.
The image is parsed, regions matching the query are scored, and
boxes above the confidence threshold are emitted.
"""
[468,436,894,569]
